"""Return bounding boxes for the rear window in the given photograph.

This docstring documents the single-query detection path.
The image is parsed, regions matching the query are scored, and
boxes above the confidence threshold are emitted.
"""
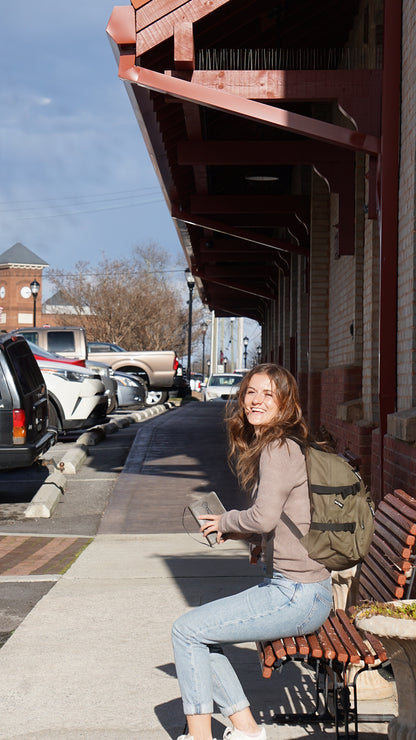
[88,343,108,353]
[47,332,75,353]
[17,330,38,344]
[6,340,44,396]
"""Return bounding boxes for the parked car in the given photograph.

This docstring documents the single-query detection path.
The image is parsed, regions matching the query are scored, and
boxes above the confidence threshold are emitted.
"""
[0,333,56,469]
[202,373,243,402]
[36,358,108,433]
[14,326,88,362]
[24,340,86,368]
[85,360,117,414]
[114,371,147,409]
[170,364,191,399]
[15,327,178,407]
[190,372,204,392]
[24,340,117,415]
[87,341,179,406]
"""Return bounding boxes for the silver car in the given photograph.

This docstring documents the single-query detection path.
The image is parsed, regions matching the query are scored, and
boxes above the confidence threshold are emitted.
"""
[203,373,243,402]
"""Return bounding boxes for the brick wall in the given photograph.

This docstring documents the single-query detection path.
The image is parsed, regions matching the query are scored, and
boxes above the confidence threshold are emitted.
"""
[328,194,357,366]
[321,365,373,489]
[397,0,416,409]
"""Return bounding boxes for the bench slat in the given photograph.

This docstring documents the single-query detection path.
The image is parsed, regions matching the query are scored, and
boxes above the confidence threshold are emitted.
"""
[316,625,337,660]
[282,636,297,655]
[305,631,323,658]
[256,642,273,678]
[294,634,310,655]
[362,630,388,662]
[388,489,416,515]
[379,493,416,534]
[370,530,413,563]
[359,570,404,602]
[328,613,362,664]
[335,609,376,664]
[376,510,416,547]
[322,617,348,662]
[270,638,287,661]
[360,550,408,594]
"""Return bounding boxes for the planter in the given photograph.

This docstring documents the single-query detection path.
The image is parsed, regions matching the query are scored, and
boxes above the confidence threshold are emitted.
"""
[355,601,416,740]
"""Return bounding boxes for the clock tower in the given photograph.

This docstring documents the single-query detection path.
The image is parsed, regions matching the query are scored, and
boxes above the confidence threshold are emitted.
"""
[0,243,49,330]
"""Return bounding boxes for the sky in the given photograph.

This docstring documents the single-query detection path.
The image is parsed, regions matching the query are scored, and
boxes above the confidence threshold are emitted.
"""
[0,0,183,293]
[0,0,260,351]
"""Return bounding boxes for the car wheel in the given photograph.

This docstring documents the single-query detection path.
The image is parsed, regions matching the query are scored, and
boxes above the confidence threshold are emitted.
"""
[47,400,62,432]
[145,390,168,406]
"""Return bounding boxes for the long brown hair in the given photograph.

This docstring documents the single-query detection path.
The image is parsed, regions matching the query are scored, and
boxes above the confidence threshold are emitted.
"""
[226,364,310,492]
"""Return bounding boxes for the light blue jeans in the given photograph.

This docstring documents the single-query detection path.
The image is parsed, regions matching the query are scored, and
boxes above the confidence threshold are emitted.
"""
[172,571,332,717]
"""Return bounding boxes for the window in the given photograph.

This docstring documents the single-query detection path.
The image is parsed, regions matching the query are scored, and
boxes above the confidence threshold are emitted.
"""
[6,341,43,396]
[47,331,75,353]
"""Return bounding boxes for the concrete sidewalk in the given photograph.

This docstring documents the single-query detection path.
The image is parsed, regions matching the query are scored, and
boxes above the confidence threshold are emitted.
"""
[0,404,395,738]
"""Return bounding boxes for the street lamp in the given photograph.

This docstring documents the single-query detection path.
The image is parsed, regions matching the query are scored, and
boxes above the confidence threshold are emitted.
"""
[30,279,40,327]
[243,335,249,368]
[256,345,261,364]
[185,268,195,381]
[201,321,208,379]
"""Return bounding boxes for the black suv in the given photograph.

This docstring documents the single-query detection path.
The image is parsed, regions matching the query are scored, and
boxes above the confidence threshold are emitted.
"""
[0,333,56,469]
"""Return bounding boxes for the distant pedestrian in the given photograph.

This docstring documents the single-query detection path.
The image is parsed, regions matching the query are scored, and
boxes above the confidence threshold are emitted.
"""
[172,364,333,740]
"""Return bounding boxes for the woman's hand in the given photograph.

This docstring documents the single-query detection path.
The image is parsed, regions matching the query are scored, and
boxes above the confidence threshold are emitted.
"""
[198,514,225,544]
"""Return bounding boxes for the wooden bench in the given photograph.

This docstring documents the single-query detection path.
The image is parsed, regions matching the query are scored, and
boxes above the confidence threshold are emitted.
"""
[256,488,416,739]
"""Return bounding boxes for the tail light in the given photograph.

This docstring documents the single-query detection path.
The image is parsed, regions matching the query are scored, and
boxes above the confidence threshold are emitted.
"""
[13,409,27,444]
[173,356,179,371]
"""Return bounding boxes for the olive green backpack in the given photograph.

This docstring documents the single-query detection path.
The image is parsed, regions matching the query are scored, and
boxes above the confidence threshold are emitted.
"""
[280,443,376,571]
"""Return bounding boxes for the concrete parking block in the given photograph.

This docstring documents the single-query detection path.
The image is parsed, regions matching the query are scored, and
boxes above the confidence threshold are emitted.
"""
[24,471,67,518]
[58,444,88,475]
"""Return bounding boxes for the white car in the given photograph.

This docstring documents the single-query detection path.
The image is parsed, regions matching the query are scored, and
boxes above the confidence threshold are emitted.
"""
[37,358,108,432]
[203,373,243,401]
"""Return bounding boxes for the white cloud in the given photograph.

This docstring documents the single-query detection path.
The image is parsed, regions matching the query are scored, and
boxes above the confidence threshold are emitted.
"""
[35,96,52,106]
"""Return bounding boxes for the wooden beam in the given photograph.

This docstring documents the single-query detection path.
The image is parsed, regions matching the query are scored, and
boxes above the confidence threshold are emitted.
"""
[196,273,276,300]
[174,22,195,71]
[178,140,354,166]
[121,65,380,154]
[136,0,231,55]
[171,207,301,259]
[168,69,382,135]
[190,194,309,215]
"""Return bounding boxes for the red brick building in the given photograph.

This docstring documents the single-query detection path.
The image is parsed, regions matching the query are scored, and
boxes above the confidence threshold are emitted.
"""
[107,0,413,502]
[0,243,48,330]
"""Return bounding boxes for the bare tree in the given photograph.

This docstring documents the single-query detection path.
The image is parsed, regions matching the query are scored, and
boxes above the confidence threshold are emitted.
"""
[46,244,200,355]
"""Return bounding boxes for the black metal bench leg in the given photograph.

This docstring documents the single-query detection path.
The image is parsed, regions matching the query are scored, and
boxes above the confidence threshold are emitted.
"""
[272,659,338,728]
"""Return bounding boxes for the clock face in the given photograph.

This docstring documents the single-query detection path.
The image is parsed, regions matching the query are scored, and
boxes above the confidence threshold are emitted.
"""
[0,287,5,299]
[20,286,32,299]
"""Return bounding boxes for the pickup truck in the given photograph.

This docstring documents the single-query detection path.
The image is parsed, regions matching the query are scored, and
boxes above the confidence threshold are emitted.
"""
[14,327,179,406]
[87,341,178,405]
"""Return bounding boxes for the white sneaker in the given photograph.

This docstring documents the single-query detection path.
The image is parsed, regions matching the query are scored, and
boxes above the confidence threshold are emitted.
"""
[176,736,220,740]
[223,727,267,740]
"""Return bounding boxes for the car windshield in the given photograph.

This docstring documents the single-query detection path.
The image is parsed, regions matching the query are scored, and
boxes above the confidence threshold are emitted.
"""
[208,374,242,387]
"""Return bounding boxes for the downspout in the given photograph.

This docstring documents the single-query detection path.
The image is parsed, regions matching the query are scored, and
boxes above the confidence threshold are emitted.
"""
[378,0,402,497]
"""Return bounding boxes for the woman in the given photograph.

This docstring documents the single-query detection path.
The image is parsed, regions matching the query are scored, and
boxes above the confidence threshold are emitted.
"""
[172,364,332,740]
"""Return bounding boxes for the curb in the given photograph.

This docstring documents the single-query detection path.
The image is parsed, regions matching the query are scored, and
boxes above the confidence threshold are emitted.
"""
[24,401,176,519]
[24,470,67,519]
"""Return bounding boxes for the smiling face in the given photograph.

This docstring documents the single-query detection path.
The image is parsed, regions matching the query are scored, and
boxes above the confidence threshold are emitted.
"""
[243,372,279,428]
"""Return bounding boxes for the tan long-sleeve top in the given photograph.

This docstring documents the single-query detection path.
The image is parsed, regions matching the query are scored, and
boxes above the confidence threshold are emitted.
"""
[218,438,330,583]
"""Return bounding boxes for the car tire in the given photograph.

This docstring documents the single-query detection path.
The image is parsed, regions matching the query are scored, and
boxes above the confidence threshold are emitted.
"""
[47,400,62,432]
[145,390,168,406]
